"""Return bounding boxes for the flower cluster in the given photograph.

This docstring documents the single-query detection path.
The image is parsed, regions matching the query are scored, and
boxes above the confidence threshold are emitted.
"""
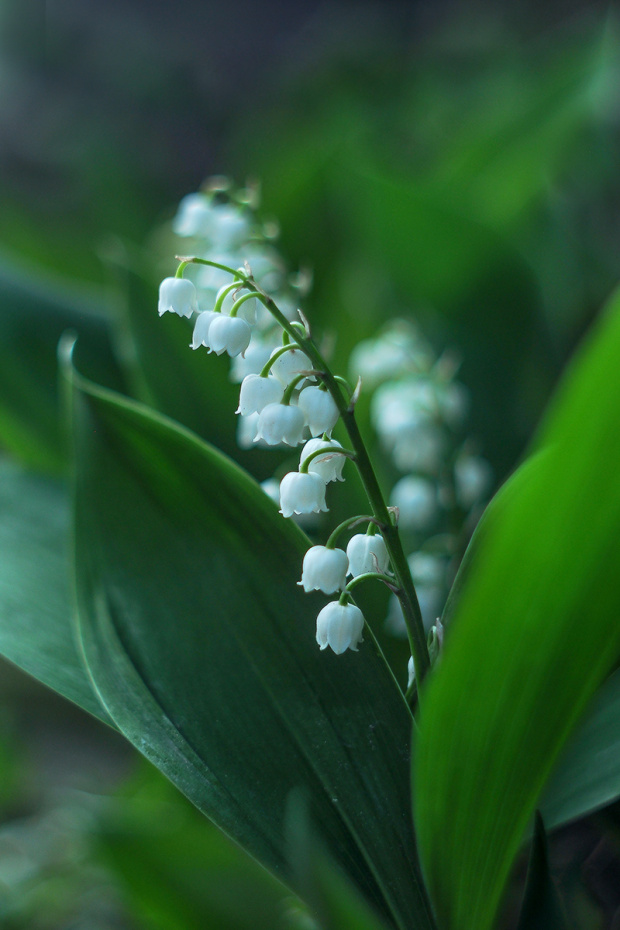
[159,179,491,689]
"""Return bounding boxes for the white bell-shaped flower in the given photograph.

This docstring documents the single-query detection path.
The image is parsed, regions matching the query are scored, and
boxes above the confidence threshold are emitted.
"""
[297,385,339,436]
[390,475,437,531]
[316,601,365,654]
[279,472,328,518]
[300,546,348,594]
[191,311,218,349]
[270,348,312,386]
[208,315,252,358]
[255,403,306,447]
[346,533,390,577]
[299,438,346,483]
[236,374,283,416]
[158,277,198,318]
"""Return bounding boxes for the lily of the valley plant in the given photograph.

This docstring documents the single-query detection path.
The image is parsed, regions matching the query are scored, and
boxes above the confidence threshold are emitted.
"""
[1,178,620,930]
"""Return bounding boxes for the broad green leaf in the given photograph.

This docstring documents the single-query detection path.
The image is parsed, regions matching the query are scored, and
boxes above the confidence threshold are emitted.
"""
[414,286,620,930]
[515,813,568,930]
[66,363,435,930]
[0,263,123,474]
[0,458,111,724]
[443,461,620,832]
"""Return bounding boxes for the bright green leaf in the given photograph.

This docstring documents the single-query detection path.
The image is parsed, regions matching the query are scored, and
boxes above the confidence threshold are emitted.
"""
[0,458,111,724]
[414,286,620,930]
[66,362,434,930]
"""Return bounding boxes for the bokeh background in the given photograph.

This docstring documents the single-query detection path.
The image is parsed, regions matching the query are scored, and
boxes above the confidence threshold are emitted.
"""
[1,0,619,926]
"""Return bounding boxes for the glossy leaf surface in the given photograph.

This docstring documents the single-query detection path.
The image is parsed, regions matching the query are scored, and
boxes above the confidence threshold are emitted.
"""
[0,458,110,723]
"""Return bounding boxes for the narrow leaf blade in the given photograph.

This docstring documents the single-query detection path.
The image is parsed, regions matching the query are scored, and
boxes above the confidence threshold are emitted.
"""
[414,287,620,930]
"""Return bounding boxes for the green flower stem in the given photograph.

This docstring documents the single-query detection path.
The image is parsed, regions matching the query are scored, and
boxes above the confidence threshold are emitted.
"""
[230,291,258,318]
[345,572,398,594]
[334,374,353,398]
[178,256,431,687]
[325,514,382,549]
[214,281,243,313]
[282,373,310,406]
[259,344,297,378]
[299,445,356,474]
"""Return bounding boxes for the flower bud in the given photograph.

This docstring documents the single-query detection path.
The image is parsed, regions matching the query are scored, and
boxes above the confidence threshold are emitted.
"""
[297,386,339,436]
[316,602,365,654]
[346,534,389,577]
[158,277,198,318]
[279,472,328,518]
[300,546,348,594]
[407,656,415,688]
[237,374,283,416]
[208,315,252,357]
[299,438,346,483]
[255,403,306,446]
